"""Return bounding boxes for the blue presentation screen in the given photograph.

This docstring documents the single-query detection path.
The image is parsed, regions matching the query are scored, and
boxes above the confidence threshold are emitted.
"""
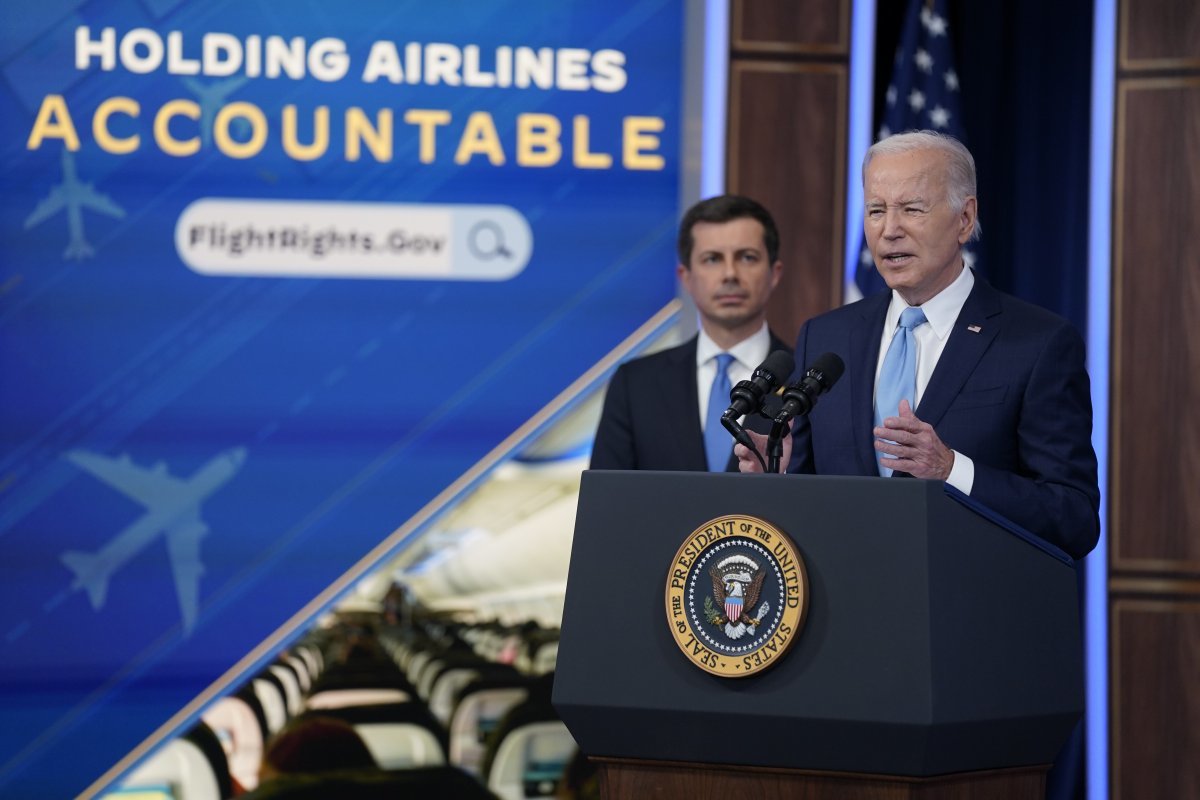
[0,1,684,795]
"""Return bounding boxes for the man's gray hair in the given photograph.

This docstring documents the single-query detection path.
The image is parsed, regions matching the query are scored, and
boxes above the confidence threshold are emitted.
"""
[863,130,982,241]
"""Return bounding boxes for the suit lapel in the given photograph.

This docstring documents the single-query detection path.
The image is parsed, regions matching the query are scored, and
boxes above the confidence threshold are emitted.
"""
[850,293,891,473]
[767,332,792,359]
[659,337,709,470]
[915,279,1002,429]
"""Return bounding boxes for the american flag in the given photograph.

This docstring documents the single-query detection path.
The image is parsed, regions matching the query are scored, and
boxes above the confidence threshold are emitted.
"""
[854,0,978,298]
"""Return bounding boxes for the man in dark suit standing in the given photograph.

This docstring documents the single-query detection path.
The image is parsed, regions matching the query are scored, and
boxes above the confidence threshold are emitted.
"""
[590,195,791,472]
[739,131,1099,561]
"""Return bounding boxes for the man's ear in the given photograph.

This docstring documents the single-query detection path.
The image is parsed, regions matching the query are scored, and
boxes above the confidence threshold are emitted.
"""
[957,196,978,244]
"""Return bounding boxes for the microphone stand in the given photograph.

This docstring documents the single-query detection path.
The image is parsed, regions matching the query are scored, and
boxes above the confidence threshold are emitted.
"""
[767,417,790,474]
[721,415,766,472]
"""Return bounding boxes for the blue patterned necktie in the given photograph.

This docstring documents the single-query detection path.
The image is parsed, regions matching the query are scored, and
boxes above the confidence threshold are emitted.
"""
[875,307,928,476]
[704,353,735,472]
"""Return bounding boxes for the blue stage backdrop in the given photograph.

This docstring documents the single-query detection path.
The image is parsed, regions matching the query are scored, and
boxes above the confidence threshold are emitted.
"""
[0,1,684,795]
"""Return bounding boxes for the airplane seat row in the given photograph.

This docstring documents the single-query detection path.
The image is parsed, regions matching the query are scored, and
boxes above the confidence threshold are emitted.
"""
[296,701,447,770]
[531,641,559,676]
[383,619,578,800]
[488,720,577,800]
[103,721,232,800]
[253,674,289,735]
[449,676,534,778]
[281,654,313,694]
[233,685,270,745]
[310,632,414,693]
[197,644,326,794]
[228,631,497,799]
[429,660,522,726]
[201,692,263,793]
[241,622,493,797]
[104,640,326,800]
[476,670,575,800]
[413,646,479,700]
[268,624,467,780]
[508,629,560,676]
[185,723,236,800]
[104,614,575,800]
[305,685,411,711]
[267,664,303,718]
[304,636,416,715]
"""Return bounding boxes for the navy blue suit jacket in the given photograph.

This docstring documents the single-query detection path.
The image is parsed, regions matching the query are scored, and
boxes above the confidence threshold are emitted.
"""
[591,333,792,472]
[791,277,1099,560]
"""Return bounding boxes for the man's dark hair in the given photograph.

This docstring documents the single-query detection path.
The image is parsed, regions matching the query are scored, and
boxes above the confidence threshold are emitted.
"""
[262,715,377,777]
[676,194,780,267]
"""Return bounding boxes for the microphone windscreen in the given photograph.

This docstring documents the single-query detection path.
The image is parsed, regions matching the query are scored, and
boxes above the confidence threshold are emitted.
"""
[810,352,845,388]
[759,349,796,385]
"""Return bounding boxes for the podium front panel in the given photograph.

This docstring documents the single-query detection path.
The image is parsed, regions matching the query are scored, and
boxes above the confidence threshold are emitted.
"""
[553,471,1082,776]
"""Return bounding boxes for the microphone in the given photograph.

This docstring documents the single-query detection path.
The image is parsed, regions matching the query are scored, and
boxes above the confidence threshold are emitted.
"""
[721,350,795,421]
[775,352,845,423]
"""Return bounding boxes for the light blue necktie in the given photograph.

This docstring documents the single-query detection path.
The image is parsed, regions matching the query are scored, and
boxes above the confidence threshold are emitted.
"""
[875,307,928,476]
[704,353,735,472]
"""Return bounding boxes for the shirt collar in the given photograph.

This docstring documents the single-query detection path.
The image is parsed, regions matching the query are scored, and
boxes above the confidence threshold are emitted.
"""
[696,323,771,370]
[885,264,975,340]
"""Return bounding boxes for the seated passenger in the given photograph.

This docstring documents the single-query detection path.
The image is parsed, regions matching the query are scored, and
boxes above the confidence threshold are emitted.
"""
[258,715,378,784]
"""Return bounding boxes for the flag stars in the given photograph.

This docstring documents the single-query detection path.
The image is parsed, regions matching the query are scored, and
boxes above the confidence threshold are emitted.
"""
[858,1,975,292]
[915,49,934,74]
[921,8,948,36]
[929,105,951,128]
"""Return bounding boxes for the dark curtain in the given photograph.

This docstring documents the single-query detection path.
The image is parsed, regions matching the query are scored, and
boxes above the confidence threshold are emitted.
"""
[873,0,1094,336]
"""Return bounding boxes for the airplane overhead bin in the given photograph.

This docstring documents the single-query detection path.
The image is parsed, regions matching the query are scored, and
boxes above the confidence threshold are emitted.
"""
[396,459,584,627]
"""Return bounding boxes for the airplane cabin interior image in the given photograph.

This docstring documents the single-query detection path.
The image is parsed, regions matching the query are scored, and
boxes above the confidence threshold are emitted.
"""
[1,1,1197,799]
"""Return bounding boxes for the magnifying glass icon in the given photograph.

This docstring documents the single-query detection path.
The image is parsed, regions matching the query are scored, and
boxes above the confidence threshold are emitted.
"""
[468,221,513,260]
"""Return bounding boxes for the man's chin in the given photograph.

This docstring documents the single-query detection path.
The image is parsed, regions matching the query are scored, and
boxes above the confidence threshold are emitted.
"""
[877,268,909,291]
[704,310,758,329]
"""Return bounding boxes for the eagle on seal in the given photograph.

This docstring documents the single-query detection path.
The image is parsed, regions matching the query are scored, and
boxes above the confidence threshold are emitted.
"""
[709,559,767,629]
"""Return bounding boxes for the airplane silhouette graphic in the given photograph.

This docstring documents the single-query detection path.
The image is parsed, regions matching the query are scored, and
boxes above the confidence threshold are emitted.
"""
[24,150,126,260]
[60,447,247,635]
[183,76,249,147]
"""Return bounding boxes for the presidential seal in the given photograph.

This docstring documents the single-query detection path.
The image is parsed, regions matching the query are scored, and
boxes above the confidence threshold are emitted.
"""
[664,514,808,677]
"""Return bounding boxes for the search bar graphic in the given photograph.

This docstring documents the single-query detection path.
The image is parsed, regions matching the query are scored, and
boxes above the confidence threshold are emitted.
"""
[176,199,532,281]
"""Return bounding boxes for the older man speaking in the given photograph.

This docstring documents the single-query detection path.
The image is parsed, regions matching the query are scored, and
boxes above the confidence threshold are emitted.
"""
[738,130,1099,561]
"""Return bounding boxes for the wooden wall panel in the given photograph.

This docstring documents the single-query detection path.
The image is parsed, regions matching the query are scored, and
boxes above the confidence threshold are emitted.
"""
[725,0,848,346]
[1112,600,1200,799]
[1121,0,1200,70]
[732,0,850,55]
[726,62,846,346]
[1111,3,1200,797]
[1111,79,1200,573]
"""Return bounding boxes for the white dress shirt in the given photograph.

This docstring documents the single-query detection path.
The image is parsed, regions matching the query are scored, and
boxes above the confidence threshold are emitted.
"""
[873,265,976,493]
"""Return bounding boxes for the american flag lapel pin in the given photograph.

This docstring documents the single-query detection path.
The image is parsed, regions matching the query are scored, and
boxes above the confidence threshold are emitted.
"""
[967,324,982,333]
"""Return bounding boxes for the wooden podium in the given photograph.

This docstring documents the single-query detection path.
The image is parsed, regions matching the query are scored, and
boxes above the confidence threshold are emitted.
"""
[594,757,1048,799]
[552,471,1083,799]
